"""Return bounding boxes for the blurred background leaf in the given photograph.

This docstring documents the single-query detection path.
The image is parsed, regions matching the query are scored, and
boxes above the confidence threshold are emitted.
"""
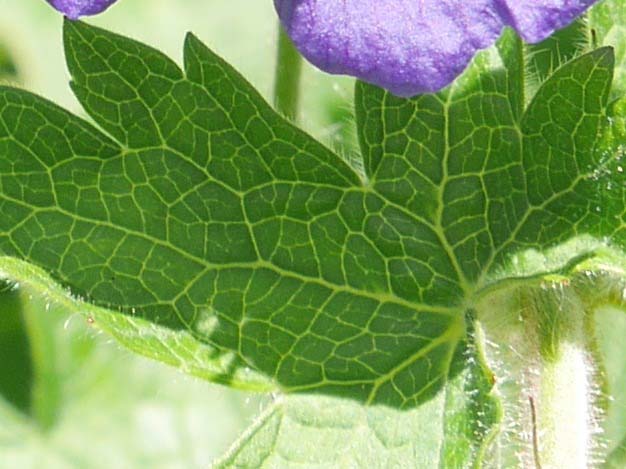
[0,43,18,81]
[0,283,264,468]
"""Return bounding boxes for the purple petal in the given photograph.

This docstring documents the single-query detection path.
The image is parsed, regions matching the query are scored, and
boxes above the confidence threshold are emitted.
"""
[47,0,118,19]
[495,0,596,43]
[275,0,599,96]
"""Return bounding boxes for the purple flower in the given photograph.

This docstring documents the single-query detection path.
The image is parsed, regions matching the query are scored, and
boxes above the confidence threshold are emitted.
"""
[46,0,117,20]
[275,0,599,96]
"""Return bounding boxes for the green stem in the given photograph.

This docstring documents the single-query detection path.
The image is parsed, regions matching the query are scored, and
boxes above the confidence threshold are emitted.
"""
[273,23,303,121]
[19,286,60,431]
[0,283,59,430]
[477,284,600,468]
[534,295,594,469]
[0,285,32,415]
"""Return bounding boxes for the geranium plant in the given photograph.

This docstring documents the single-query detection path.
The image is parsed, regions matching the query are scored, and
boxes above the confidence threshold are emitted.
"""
[1,0,626,467]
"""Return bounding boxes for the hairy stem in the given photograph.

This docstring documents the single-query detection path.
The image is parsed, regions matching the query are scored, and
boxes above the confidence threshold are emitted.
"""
[477,282,601,468]
[534,302,594,469]
[273,23,303,121]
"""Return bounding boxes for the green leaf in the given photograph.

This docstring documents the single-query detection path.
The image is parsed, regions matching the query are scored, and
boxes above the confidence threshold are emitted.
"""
[0,257,272,391]
[589,0,626,97]
[524,0,626,101]
[527,18,590,90]
[217,325,498,468]
[0,20,624,467]
[4,19,468,407]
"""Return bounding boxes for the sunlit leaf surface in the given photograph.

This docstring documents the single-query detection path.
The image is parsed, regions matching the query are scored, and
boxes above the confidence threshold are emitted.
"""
[0,11,624,467]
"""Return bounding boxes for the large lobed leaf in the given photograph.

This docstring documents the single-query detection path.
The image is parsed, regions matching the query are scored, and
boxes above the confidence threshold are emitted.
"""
[0,18,624,467]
